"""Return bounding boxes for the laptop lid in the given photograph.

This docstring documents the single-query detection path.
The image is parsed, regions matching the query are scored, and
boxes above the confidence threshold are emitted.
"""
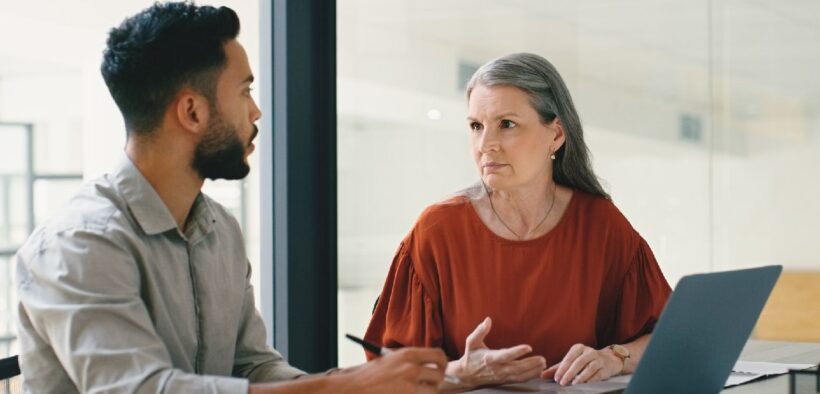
[625,265,782,394]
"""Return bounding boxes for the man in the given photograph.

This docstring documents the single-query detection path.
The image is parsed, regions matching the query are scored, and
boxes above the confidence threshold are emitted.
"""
[15,2,445,393]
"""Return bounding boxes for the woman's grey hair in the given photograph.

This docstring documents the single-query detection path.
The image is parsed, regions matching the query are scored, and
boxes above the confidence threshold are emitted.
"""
[465,53,610,200]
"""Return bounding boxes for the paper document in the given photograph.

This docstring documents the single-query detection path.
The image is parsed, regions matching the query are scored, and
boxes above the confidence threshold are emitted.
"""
[726,361,815,387]
[572,361,815,390]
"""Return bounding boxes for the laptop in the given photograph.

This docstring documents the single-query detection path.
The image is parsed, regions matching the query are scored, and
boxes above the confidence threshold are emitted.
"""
[623,265,782,394]
[473,265,783,394]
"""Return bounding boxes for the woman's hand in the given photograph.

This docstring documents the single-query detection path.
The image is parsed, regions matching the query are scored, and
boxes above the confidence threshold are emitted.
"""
[540,343,622,385]
[445,317,546,390]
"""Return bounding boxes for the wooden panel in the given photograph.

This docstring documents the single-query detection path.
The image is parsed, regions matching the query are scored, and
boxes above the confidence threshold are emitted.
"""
[754,271,820,342]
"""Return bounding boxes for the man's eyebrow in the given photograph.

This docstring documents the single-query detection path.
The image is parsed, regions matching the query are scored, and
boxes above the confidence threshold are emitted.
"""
[240,74,254,85]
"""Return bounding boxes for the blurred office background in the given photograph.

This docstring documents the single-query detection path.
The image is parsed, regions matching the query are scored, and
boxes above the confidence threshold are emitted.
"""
[0,0,818,368]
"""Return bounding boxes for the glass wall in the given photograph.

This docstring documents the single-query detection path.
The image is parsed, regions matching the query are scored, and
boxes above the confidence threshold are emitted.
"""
[337,0,820,366]
[0,121,83,355]
[0,0,261,358]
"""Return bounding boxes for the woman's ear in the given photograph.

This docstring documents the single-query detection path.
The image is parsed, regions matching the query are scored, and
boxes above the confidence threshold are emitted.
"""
[174,89,210,135]
[552,118,567,151]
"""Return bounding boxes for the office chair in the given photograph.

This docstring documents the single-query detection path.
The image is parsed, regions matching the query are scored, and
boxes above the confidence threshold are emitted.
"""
[0,355,21,394]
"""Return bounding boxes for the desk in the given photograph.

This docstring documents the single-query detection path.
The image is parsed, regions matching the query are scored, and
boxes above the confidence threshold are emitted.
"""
[469,340,820,393]
[726,340,819,393]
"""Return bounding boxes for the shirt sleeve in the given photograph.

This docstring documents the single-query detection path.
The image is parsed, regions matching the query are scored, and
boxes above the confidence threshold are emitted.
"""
[609,237,672,344]
[17,227,249,393]
[363,237,443,360]
[232,260,306,382]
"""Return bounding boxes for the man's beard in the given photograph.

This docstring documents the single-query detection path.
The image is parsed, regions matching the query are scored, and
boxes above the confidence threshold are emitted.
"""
[192,112,256,181]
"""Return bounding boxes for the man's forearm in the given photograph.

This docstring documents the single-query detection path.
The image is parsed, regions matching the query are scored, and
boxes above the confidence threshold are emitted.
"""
[249,373,352,394]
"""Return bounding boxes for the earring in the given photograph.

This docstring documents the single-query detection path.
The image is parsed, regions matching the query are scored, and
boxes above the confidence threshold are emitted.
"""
[550,153,556,160]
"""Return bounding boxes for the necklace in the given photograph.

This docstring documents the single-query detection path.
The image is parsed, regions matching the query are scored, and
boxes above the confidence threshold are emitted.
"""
[482,182,557,240]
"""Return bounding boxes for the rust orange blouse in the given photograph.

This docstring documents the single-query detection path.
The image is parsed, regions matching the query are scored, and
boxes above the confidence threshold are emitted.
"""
[364,190,671,364]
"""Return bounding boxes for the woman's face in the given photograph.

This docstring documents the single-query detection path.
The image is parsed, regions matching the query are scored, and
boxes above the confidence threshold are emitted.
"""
[468,84,564,191]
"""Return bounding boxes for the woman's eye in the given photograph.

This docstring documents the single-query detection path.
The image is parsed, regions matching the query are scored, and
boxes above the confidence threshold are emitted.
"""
[470,122,483,131]
[500,119,517,129]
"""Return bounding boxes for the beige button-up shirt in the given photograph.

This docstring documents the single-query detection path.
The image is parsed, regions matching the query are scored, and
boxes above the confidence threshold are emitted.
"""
[16,156,305,393]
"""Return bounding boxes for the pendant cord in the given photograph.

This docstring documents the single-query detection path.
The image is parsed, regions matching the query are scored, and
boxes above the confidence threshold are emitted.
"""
[482,181,557,240]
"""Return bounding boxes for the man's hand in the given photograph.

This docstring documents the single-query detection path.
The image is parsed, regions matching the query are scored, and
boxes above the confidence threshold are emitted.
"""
[249,348,447,394]
[341,347,448,393]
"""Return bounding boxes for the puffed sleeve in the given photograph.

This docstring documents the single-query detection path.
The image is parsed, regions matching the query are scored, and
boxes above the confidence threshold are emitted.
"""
[609,237,672,344]
[364,234,443,360]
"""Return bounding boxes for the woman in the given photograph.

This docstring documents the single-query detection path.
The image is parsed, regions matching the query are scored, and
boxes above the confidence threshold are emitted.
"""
[364,53,671,391]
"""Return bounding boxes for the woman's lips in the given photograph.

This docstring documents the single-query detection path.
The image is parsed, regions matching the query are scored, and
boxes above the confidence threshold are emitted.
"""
[482,162,507,172]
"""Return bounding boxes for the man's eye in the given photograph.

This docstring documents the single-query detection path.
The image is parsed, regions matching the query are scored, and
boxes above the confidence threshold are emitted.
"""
[501,119,517,129]
[470,122,483,131]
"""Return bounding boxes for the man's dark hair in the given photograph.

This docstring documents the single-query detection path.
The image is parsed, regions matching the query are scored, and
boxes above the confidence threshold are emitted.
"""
[101,2,240,134]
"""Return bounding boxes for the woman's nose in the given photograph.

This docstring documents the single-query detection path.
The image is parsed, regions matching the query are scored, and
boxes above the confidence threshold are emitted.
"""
[478,128,500,153]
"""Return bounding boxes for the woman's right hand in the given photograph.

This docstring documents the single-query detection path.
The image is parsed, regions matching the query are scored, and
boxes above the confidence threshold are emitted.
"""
[444,317,546,390]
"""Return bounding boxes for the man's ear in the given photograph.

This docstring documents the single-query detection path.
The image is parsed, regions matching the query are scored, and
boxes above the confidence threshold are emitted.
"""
[174,89,210,135]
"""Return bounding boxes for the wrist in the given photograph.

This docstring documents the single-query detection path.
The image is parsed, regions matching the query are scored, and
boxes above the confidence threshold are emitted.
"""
[601,348,622,376]
[445,359,472,390]
[325,371,356,393]
[606,344,631,375]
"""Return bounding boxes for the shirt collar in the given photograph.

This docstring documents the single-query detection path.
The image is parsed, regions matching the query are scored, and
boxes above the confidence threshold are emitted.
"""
[186,193,216,245]
[113,154,214,238]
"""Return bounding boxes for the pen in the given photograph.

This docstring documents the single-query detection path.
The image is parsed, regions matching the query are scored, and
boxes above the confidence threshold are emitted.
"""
[345,333,461,384]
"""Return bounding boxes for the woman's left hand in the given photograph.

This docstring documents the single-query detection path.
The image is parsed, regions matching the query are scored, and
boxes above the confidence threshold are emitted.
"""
[540,343,622,385]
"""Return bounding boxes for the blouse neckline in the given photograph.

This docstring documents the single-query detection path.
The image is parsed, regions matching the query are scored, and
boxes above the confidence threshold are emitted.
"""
[463,189,577,245]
